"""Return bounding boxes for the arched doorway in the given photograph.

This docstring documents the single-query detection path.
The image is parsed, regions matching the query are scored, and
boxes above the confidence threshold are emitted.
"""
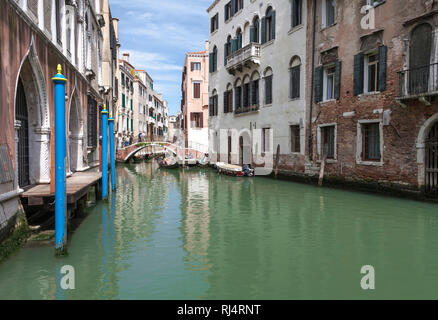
[15,43,51,188]
[15,78,30,187]
[68,93,84,173]
[425,122,438,194]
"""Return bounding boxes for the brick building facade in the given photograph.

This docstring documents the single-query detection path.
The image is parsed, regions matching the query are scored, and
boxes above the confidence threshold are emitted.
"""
[305,0,438,196]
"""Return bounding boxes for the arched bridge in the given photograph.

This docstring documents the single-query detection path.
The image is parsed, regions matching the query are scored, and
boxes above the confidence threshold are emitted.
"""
[116,142,208,163]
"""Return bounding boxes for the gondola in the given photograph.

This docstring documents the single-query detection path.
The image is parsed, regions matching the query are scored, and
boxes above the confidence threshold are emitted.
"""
[157,157,179,169]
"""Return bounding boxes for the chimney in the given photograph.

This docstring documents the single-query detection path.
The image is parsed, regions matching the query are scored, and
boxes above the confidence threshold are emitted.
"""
[205,40,210,52]
[123,52,130,63]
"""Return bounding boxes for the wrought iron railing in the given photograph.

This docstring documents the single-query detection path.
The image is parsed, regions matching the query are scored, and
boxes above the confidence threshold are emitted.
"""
[398,63,438,97]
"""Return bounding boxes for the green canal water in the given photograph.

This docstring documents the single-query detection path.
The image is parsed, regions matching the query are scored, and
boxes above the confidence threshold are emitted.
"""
[1,162,438,299]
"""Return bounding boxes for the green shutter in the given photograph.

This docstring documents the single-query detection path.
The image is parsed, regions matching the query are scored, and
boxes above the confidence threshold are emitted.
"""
[231,38,237,53]
[209,97,213,116]
[271,10,276,40]
[353,53,364,96]
[314,66,323,103]
[238,33,242,49]
[224,43,228,66]
[334,61,342,100]
[131,119,133,131]
[261,17,266,44]
[379,45,388,92]
[127,118,129,131]
[209,53,213,73]
[223,91,228,113]
[250,27,255,43]
[122,94,125,107]
[130,99,133,110]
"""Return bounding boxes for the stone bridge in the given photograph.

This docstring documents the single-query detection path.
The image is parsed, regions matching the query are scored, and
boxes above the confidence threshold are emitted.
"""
[116,142,207,163]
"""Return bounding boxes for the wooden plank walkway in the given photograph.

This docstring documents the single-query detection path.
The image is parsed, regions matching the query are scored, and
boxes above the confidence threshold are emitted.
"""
[21,171,102,206]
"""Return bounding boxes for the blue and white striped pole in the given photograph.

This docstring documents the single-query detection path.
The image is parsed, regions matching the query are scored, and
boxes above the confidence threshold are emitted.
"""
[101,104,109,200]
[52,64,67,255]
[108,112,116,191]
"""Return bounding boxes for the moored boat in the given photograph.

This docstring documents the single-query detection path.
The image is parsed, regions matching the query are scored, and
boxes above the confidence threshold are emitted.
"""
[215,162,254,177]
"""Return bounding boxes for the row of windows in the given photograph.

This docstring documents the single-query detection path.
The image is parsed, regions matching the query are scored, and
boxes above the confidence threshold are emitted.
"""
[210,57,302,116]
[210,5,277,73]
[314,46,387,103]
[212,0,304,35]
[121,72,134,92]
[218,121,381,163]
[319,122,381,162]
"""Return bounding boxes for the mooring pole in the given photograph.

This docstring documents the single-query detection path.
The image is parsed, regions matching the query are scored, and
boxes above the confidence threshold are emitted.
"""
[52,64,68,255]
[108,112,116,191]
[101,104,109,200]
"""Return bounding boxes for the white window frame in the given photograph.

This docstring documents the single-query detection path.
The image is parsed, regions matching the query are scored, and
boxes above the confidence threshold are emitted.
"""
[317,123,337,163]
[323,64,336,102]
[322,0,336,29]
[356,120,384,166]
[364,50,380,93]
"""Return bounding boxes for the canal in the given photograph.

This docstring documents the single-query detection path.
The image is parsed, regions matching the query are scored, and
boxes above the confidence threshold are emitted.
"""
[0,162,438,299]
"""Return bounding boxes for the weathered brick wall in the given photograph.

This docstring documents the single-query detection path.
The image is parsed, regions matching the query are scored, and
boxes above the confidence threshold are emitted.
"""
[305,0,438,191]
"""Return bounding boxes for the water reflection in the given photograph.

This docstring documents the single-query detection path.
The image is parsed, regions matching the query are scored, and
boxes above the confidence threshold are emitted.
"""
[1,163,438,299]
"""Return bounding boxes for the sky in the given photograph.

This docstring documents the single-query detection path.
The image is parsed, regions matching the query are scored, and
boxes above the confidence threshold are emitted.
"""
[110,0,210,116]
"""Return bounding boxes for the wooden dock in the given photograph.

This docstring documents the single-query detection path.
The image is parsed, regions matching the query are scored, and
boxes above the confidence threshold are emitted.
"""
[21,171,102,207]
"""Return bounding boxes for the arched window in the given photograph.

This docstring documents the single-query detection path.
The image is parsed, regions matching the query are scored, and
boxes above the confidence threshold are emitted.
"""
[251,71,260,106]
[289,57,301,99]
[252,17,260,43]
[224,35,232,65]
[210,89,218,116]
[210,46,218,73]
[264,67,273,105]
[262,7,276,43]
[224,83,233,113]
[409,23,433,94]
[291,0,302,28]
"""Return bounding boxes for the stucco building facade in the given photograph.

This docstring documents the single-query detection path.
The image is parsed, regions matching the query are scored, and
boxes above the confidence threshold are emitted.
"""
[181,43,210,153]
[207,0,308,170]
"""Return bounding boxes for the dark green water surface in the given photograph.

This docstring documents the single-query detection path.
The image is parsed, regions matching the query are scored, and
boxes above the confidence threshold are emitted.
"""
[1,162,438,299]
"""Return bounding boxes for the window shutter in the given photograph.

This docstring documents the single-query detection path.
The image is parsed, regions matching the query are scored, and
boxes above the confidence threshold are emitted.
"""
[224,91,228,113]
[271,11,276,40]
[209,97,213,116]
[334,61,342,100]
[215,13,219,30]
[209,53,213,73]
[314,66,323,103]
[224,43,228,66]
[353,53,364,96]
[191,62,194,71]
[378,45,387,92]
[231,0,236,16]
[238,33,242,49]
[261,17,267,44]
[232,38,237,53]
[250,27,255,43]
[224,4,228,21]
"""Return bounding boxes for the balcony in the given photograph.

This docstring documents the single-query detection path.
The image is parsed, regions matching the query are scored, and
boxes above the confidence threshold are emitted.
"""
[234,104,259,115]
[397,63,438,107]
[226,43,261,75]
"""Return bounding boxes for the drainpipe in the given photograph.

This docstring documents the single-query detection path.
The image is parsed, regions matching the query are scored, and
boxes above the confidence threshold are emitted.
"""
[308,0,317,162]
